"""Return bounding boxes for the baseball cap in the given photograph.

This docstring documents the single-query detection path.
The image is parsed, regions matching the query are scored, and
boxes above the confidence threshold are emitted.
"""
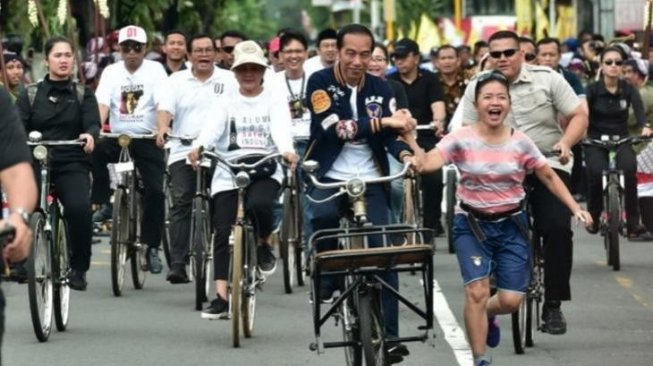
[391,38,419,58]
[268,37,280,53]
[625,58,648,78]
[231,40,268,70]
[118,25,147,44]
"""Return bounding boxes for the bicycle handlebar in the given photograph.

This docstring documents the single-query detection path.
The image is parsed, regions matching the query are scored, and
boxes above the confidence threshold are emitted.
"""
[100,132,157,140]
[415,123,437,131]
[201,148,281,170]
[582,136,652,150]
[306,163,412,190]
[26,139,85,147]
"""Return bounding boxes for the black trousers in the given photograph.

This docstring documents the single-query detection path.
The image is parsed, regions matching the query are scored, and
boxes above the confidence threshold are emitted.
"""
[584,144,640,230]
[570,143,586,196]
[640,197,653,233]
[421,169,443,239]
[211,178,280,280]
[168,161,196,266]
[91,139,165,248]
[35,162,93,272]
[526,170,573,302]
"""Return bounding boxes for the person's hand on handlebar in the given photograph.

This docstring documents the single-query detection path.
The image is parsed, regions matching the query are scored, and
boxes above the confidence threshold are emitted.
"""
[187,147,201,169]
[382,113,416,133]
[401,153,419,175]
[79,133,95,154]
[552,140,571,165]
[642,126,653,138]
[283,151,299,171]
[156,126,170,148]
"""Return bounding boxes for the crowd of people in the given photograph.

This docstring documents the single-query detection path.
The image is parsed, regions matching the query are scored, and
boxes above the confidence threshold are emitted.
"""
[0,22,652,366]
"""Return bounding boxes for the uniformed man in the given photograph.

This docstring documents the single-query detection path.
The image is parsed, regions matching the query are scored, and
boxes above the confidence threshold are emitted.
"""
[461,30,588,339]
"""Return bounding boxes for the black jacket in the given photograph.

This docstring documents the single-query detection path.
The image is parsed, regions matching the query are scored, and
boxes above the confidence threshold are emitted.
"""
[16,76,100,166]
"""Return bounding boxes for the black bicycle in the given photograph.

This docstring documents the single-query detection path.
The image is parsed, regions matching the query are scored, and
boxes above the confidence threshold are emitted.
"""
[304,161,435,366]
[25,131,84,341]
[582,136,651,271]
[278,163,305,293]
[101,133,155,296]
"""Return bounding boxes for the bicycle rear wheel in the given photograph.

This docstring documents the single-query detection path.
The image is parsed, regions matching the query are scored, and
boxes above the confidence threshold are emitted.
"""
[607,183,620,271]
[445,168,457,254]
[295,190,306,287]
[230,225,243,347]
[341,293,362,366]
[511,295,533,354]
[111,189,129,297]
[191,196,210,310]
[51,205,70,332]
[242,226,257,338]
[280,188,296,294]
[131,192,147,289]
[358,289,388,366]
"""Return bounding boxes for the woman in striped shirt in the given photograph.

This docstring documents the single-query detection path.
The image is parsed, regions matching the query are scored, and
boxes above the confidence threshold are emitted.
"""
[415,70,592,366]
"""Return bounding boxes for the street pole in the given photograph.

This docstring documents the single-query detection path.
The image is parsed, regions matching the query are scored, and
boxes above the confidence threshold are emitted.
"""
[383,0,395,42]
[549,0,557,37]
[454,0,462,29]
[353,0,360,24]
[371,0,380,39]
[644,0,652,60]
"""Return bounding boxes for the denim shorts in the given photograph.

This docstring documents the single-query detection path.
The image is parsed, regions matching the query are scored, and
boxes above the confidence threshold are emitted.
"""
[452,212,531,293]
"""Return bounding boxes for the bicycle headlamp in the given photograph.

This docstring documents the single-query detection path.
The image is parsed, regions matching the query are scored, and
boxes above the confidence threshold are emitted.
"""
[118,134,131,148]
[235,171,250,188]
[33,145,48,161]
[28,131,43,142]
[345,178,366,197]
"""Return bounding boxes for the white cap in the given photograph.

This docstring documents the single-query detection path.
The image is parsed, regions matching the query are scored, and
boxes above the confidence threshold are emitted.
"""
[231,40,268,70]
[118,25,147,44]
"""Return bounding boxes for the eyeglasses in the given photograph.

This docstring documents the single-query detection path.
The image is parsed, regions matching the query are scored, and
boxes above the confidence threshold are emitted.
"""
[281,49,306,55]
[120,43,143,53]
[524,53,537,62]
[489,48,518,59]
[603,59,623,66]
[222,46,235,54]
[192,48,215,55]
[371,56,387,62]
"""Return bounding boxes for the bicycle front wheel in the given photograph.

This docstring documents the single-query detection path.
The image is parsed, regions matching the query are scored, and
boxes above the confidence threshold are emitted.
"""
[242,226,257,338]
[358,290,388,366]
[191,196,210,310]
[341,294,362,366]
[607,183,620,271]
[230,225,243,348]
[511,295,533,354]
[280,188,296,294]
[130,192,147,289]
[162,174,172,269]
[51,205,70,332]
[27,212,53,342]
[111,189,129,297]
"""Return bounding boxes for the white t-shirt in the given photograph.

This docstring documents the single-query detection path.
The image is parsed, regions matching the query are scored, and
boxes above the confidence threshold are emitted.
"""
[95,59,169,134]
[270,71,311,140]
[326,85,379,181]
[194,86,295,195]
[304,55,331,79]
[158,67,237,166]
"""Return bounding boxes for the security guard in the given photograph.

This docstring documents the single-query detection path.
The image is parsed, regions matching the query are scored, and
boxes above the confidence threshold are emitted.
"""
[461,30,588,338]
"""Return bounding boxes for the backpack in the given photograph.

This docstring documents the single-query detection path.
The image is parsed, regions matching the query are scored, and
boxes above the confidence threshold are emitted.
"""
[26,81,85,107]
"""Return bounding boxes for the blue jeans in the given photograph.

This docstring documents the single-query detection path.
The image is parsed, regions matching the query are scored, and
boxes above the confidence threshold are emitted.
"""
[387,153,404,224]
[311,181,399,337]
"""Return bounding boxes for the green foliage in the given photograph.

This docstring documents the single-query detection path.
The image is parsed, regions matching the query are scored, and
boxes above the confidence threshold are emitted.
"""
[396,0,446,38]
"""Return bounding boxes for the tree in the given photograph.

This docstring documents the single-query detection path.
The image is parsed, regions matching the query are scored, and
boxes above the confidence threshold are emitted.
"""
[395,0,447,39]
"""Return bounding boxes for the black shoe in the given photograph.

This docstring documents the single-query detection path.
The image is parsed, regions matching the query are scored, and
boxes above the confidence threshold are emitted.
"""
[384,344,405,364]
[387,342,410,357]
[542,301,567,335]
[628,225,650,240]
[201,296,229,320]
[68,270,87,291]
[257,244,276,274]
[166,264,189,284]
[8,263,28,283]
[147,247,163,274]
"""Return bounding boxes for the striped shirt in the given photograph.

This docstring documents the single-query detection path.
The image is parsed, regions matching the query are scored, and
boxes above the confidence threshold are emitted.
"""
[437,126,547,213]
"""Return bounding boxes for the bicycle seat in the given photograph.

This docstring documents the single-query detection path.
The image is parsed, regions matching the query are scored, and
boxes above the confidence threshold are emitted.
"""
[315,244,433,272]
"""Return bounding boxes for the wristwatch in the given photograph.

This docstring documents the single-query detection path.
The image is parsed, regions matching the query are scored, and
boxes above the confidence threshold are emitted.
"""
[10,208,30,225]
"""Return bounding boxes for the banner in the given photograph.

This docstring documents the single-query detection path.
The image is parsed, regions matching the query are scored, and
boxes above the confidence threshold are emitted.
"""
[515,0,533,36]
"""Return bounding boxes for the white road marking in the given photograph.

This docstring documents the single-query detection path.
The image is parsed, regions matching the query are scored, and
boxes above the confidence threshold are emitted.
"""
[428,278,473,366]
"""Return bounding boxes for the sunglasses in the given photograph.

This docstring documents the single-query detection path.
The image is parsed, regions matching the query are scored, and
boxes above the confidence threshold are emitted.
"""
[603,59,623,66]
[524,53,537,62]
[222,46,235,54]
[475,70,509,95]
[120,43,143,53]
[489,49,518,59]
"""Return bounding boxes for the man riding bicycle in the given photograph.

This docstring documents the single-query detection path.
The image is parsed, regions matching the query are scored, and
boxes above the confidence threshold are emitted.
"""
[305,24,416,363]
[92,25,170,274]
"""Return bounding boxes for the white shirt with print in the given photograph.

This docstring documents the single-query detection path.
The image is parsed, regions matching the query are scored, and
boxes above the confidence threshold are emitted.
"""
[159,67,237,166]
[95,59,169,134]
[194,86,295,195]
[270,71,311,140]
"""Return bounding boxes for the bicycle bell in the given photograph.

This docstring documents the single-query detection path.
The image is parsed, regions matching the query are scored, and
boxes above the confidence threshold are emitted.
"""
[345,178,366,198]
[28,130,43,142]
[302,160,319,174]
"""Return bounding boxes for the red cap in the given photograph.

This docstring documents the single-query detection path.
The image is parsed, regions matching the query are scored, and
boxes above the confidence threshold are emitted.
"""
[269,37,280,53]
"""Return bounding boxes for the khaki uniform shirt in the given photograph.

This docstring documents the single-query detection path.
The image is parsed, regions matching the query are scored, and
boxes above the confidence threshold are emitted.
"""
[462,64,581,173]
[628,85,653,154]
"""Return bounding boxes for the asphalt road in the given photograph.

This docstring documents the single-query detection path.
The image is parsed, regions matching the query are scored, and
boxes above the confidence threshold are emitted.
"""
[4,226,653,366]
